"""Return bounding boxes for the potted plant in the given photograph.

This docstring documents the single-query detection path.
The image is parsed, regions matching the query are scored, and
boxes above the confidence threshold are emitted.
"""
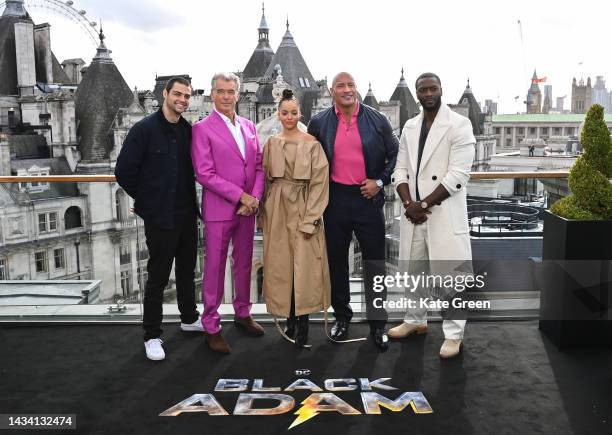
[540,104,612,348]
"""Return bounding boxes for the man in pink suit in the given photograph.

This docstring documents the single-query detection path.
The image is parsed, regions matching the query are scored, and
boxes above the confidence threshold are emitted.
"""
[191,72,265,354]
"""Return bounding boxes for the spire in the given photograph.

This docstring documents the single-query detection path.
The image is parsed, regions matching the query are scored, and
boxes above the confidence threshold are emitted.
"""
[279,15,296,48]
[128,86,144,114]
[527,69,542,113]
[256,2,270,46]
[464,78,472,93]
[363,82,379,110]
[391,67,418,129]
[243,2,274,78]
[75,20,134,164]
[458,80,483,134]
[396,68,408,88]
[2,0,27,17]
[258,2,269,31]
[93,23,113,62]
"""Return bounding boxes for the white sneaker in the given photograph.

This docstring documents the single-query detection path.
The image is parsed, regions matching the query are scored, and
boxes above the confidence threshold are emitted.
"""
[144,338,165,361]
[180,319,204,332]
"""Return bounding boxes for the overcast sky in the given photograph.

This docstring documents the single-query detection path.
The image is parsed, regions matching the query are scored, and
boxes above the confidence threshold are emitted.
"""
[15,0,611,113]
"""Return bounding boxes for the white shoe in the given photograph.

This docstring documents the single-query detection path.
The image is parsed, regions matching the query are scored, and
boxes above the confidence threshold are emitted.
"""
[180,319,204,332]
[439,339,462,359]
[144,338,165,361]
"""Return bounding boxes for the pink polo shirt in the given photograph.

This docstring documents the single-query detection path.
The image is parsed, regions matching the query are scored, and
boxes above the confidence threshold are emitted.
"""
[331,103,367,185]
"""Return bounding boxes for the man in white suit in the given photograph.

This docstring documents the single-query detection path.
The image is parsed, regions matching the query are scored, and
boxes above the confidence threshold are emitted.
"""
[388,72,475,358]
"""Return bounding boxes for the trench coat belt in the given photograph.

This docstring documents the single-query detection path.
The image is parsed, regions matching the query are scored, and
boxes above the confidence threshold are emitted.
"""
[271,178,308,221]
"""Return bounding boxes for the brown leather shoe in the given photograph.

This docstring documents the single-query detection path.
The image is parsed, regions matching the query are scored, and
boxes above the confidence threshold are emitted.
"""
[206,332,231,354]
[234,316,265,336]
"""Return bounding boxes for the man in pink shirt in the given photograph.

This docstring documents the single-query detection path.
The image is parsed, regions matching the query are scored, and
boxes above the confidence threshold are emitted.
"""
[308,72,399,351]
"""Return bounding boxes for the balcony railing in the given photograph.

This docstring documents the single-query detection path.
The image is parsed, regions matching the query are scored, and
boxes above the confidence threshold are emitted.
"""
[0,171,569,322]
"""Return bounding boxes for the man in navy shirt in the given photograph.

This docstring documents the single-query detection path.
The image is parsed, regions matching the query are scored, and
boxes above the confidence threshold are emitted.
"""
[115,77,202,361]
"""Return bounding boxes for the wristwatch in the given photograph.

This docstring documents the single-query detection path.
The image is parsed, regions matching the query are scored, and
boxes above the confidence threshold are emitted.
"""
[375,179,383,189]
[420,201,429,209]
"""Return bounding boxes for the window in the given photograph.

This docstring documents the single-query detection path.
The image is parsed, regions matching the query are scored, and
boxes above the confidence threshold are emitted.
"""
[54,248,65,269]
[505,127,512,135]
[495,127,500,135]
[115,189,127,221]
[529,127,536,135]
[38,214,47,232]
[304,78,310,87]
[518,127,525,134]
[514,178,537,197]
[17,166,50,193]
[553,127,561,135]
[35,251,47,273]
[137,240,148,260]
[38,212,57,233]
[505,138,512,147]
[299,77,305,87]
[566,127,574,136]
[0,259,6,280]
[49,213,57,231]
[121,270,132,296]
[541,127,549,135]
[64,207,82,229]
[137,266,148,291]
[120,242,131,265]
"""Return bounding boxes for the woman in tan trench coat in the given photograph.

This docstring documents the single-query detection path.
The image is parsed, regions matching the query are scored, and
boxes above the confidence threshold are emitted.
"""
[259,89,331,347]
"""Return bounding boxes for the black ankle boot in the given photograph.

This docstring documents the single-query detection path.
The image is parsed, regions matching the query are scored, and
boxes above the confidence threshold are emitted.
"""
[296,315,309,347]
[284,316,296,338]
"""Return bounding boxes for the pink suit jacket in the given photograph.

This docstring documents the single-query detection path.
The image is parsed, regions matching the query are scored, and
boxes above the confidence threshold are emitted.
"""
[191,111,264,222]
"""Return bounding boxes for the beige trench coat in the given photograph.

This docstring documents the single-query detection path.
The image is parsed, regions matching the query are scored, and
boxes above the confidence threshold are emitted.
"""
[259,136,331,317]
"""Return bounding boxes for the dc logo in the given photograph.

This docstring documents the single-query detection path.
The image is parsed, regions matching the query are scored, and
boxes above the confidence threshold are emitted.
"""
[294,369,311,376]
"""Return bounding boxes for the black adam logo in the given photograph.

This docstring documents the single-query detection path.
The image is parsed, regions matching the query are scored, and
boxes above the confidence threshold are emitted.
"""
[160,378,433,429]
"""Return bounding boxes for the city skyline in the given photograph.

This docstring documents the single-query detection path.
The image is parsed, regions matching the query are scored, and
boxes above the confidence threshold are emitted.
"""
[11,0,610,114]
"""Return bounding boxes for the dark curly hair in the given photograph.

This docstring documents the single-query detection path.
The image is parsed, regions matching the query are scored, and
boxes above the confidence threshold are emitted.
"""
[278,88,299,109]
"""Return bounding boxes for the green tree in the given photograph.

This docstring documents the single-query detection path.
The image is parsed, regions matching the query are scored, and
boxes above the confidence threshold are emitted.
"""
[551,104,612,220]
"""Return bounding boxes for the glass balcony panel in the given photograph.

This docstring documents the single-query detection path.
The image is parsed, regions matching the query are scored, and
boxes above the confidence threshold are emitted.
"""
[0,173,570,322]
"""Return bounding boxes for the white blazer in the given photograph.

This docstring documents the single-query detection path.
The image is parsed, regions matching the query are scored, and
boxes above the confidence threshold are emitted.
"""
[392,103,476,262]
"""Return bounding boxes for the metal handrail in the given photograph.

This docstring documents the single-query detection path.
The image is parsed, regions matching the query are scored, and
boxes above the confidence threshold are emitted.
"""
[0,171,570,183]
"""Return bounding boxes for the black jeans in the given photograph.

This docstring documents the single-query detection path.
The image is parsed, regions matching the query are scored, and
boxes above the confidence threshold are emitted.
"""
[324,182,388,331]
[142,209,199,340]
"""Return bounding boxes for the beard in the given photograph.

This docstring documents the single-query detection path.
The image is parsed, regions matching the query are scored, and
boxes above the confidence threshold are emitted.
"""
[421,97,442,113]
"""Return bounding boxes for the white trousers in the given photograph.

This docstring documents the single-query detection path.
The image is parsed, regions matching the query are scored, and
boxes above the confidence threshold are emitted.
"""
[403,223,466,340]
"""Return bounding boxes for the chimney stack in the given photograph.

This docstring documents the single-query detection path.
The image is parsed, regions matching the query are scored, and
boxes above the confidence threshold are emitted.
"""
[14,21,36,95]
[34,23,54,84]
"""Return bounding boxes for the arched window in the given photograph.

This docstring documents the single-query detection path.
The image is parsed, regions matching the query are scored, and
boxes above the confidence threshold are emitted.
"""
[64,206,82,229]
[115,189,127,221]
